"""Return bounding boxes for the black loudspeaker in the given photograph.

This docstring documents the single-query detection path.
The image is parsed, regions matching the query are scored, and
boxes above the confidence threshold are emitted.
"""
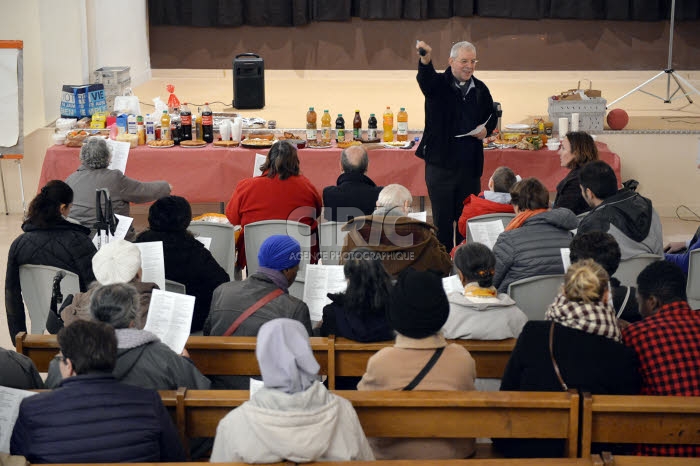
[233,53,265,109]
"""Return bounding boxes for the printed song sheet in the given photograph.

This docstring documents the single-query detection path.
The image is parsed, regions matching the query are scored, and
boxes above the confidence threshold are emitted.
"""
[442,275,463,295]
[253,153,267,177]
[135,241,166,292]
[144,289,195,354]
[302,264,347,321]
[0,386,36,453]
[92,214,133,249]
[561,248,571,272]
[468,220,504,249]
[106,139,130,174]
[407,211,427,222]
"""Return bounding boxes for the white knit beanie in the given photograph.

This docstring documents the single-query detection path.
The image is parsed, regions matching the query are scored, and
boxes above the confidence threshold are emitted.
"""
[92,239,142,285]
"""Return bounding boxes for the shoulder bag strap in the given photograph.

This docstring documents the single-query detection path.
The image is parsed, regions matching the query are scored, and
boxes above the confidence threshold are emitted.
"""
[222,288,284,336]
[548,321,568,391]
[403,346,445,391]
[616,286,631,318]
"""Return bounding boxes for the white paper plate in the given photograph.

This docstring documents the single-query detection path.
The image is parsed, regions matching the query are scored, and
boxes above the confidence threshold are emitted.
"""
[504,124,530,131]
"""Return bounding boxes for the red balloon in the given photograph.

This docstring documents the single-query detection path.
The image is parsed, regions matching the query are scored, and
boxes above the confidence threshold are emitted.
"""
[607,108,629,130]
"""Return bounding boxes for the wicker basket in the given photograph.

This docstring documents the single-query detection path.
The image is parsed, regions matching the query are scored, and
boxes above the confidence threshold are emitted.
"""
[548,97,607,134]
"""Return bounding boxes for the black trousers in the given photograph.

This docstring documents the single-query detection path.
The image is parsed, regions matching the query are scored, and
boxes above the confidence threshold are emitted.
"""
[425,162,481,251]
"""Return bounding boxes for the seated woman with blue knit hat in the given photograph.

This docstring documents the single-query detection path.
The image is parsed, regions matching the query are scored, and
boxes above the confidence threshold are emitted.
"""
[205,234,312,338]
[210,318,373,463]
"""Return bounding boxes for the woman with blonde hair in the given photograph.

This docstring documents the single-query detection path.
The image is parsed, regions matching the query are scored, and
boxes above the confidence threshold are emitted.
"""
[495,259,640,458]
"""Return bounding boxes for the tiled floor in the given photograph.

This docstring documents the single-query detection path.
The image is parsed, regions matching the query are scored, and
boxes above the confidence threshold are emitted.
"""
[1,209,698,351]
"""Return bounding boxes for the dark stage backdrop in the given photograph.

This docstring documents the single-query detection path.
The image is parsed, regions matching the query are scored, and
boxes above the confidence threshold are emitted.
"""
[148,1,700,70]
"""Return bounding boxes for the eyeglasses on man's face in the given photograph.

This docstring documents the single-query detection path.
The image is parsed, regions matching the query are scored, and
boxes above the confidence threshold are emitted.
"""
[456,59,479,66]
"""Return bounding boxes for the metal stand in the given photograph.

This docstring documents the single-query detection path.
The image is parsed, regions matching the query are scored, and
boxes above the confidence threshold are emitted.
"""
[0,153,26,215]
[607,0,700,109]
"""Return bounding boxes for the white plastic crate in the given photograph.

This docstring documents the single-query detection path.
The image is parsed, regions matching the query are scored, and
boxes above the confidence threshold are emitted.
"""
[548,97,607,134]
[94,66,131,86]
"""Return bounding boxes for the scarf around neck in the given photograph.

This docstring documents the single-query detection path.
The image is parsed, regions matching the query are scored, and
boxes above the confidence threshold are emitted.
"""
[545,293,622,343]
[463,282,497,298]
[505,208,548,231]
[258,267,290,293]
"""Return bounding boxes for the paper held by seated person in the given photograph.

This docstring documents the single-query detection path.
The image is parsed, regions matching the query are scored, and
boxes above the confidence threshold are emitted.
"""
[0,386,37,453]
[249,378,264,399]
[407,211,427,222]
[561,248,571,272]
[92,214,133,249]
[135,241,166,292]
[253,153,267,177]
[468,219,504,250]
[106,139,130,174]
[302,264,347,322]
[144,289,195,354]
[442,274,463,295]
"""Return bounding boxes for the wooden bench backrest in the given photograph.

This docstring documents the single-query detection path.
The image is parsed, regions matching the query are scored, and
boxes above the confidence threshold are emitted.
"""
[332,337,515,380]
[580,393,700,457]
[174,389,579,458]
[17,332,514,385]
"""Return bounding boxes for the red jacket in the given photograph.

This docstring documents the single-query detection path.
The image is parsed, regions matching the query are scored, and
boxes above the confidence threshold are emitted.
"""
[226,174,322,267]
[457,192,515,237]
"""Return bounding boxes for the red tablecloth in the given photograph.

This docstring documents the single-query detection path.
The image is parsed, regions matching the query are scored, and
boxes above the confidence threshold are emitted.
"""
[39,142,620,203]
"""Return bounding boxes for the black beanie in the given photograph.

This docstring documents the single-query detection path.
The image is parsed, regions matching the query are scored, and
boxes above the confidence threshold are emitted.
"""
[387,268,449,339]
[148,195,192,232]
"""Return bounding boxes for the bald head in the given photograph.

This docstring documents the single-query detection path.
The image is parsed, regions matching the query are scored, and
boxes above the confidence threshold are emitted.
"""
[341,146,369,174]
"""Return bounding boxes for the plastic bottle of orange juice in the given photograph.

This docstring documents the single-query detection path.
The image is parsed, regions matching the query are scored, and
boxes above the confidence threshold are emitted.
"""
[397,107,408,141]
[382,106,394,142]
[321,110,332,144]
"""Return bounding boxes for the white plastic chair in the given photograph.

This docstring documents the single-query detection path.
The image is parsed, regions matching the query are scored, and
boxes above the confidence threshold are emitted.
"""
[318,221,349,265]
[188,221,236,278]
[244,220,312,300]
[613,253,662,288]
[686,249,700,310]
[19,265,80,334]
[244,220,312,275]
[164,279,187,294]
[507,274,565,321]
[466,213,516,244]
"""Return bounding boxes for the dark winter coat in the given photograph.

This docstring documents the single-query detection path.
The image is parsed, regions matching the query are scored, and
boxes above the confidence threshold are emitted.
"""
[322,172,382,222]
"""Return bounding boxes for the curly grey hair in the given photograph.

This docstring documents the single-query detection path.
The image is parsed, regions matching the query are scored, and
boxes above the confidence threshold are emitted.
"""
[90,283,140,329]
[80,137,112,169]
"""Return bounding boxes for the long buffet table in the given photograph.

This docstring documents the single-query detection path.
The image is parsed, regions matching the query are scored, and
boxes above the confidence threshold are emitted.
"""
[39,142,621,203]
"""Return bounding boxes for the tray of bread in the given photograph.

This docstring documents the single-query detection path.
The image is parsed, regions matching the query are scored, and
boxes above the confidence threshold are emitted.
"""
[337,140,362,149]
[213,140,240,148]
[180,139,207,148]
[241,138,275,149]
[147,139,175,148]
[306,141,332,149]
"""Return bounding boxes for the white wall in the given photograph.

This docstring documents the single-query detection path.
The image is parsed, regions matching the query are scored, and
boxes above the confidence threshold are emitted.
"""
[1,0,150,135]
[89,0,151,88]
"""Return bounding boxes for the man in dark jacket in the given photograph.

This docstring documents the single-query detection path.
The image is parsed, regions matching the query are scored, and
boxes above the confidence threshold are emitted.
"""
[322,145,382,222]
[11,320,185,464]
[576,160,663,259]
[415,40,497,251]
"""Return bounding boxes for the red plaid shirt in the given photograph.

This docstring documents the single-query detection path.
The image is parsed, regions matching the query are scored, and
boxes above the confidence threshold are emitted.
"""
[622,301,700,457]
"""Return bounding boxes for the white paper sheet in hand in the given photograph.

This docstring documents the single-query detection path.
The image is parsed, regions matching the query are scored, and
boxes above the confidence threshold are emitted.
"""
[106,139,131,174]
[0,49,19,148]
[92,214,134,249]
[249,378,264,399]
[144,289,195,354]
[468,219,504,249]
[455,114,491,138]
[442,275,463,295]
[560,248,571,272]
[253,153,267,177]
[135,241,166,292]
[302,264,347,321]
[0,386,36,453]
[407,211,427,222]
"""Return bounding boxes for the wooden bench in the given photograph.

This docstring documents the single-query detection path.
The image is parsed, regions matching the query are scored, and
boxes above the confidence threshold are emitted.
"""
[171,389,580,458]
[332,336,514,381]
[580,393,700,457]
[16,333,515,387]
